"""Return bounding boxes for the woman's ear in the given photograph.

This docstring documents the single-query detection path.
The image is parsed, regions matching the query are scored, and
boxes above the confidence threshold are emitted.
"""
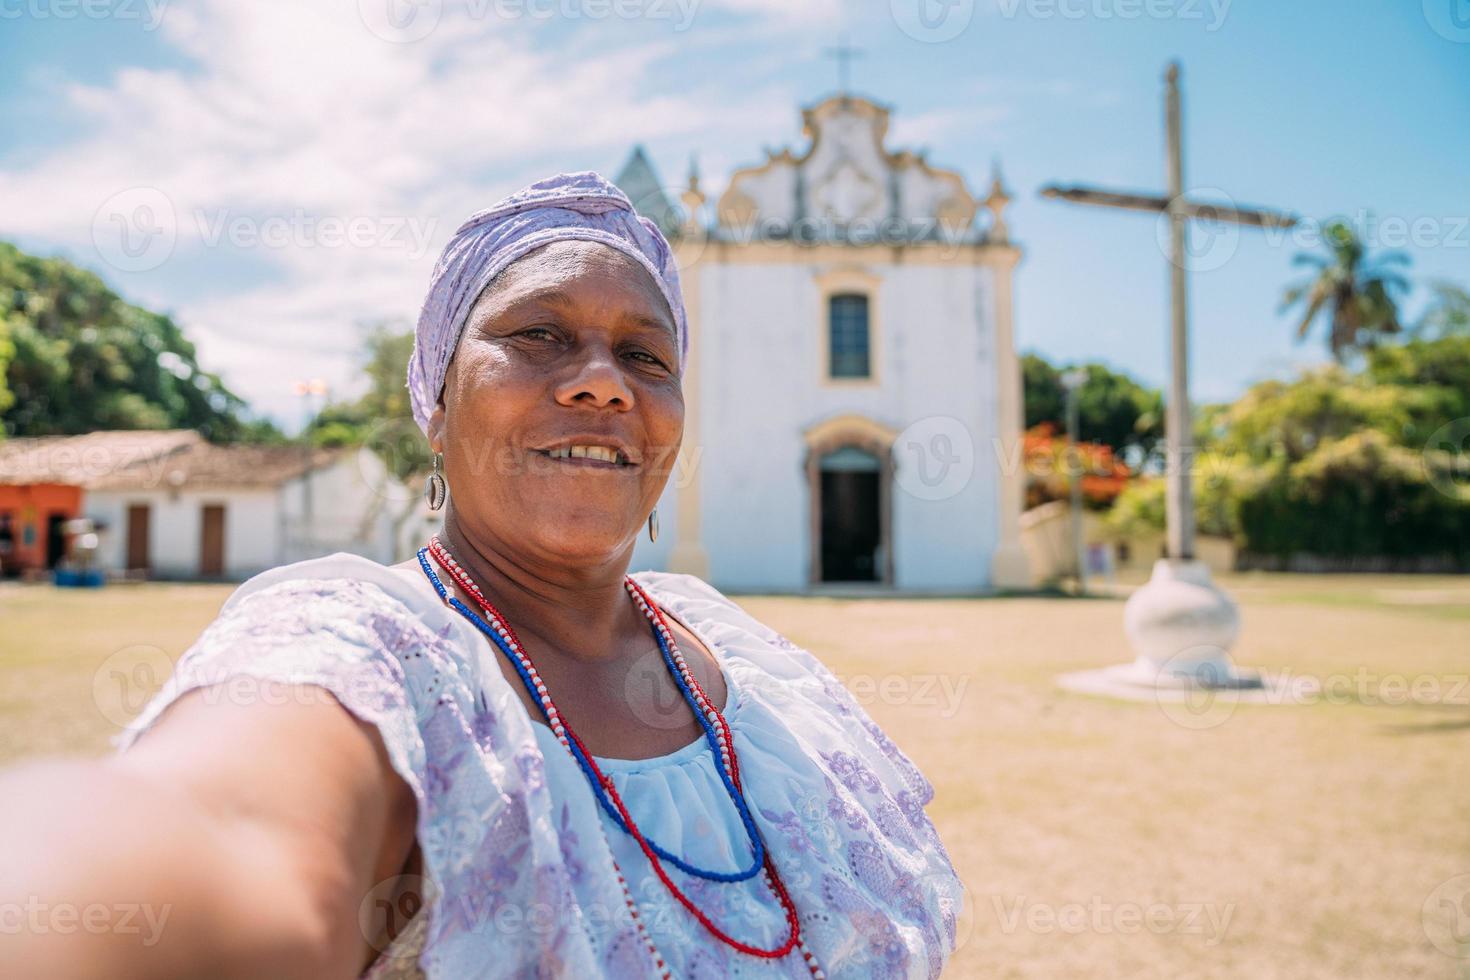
[427,402,447,456]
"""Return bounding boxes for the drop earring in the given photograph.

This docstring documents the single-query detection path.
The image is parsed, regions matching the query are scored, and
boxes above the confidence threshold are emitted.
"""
[647,507,659,543]
[425,453,447,512]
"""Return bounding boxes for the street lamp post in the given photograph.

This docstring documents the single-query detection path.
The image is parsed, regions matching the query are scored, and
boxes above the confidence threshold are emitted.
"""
[294,378,327,557]
[1061,368,1089,595]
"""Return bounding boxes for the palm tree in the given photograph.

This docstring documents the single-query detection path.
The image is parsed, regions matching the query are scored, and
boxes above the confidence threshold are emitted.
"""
[1281,220,1409,362]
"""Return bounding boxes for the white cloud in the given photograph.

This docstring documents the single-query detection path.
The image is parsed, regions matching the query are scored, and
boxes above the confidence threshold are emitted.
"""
[0,0,805,425]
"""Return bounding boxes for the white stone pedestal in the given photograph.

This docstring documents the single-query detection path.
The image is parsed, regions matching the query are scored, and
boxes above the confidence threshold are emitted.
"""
[1055,559,1323,713]
[1118,558,1260,689]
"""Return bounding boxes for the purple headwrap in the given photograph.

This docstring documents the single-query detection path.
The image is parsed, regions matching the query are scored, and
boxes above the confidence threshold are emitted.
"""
[407,170,688,433]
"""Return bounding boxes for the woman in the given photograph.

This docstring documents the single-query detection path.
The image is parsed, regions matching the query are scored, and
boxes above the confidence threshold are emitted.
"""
[0,172,961,978]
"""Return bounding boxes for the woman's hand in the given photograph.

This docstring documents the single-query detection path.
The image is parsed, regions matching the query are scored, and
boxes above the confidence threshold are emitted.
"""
[0,681,419,980]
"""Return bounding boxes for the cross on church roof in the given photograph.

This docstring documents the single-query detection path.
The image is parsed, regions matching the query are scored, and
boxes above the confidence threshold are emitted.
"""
[823,35,864,95]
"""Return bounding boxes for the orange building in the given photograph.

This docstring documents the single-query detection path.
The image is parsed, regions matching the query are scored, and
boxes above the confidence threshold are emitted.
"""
[0,483,83,575]
[0,430,199,577]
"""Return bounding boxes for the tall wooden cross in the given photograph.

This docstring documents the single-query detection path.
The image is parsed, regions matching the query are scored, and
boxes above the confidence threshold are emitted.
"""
[1041,62,1298,562]
[823,35,863,95]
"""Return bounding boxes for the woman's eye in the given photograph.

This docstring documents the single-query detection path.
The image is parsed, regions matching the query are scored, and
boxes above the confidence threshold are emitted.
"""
[520,326,555,340]
[627,350,667,368]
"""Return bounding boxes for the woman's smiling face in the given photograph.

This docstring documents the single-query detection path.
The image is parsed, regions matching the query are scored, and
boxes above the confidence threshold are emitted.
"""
[427,239,684,567]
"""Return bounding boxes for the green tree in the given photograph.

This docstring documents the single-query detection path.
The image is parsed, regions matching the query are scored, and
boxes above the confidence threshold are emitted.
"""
[1281,219,1409,362]
[1023,353,1163,461]
[1113,333,1470,567]
[307,322,429,482]
[0,240,271,441]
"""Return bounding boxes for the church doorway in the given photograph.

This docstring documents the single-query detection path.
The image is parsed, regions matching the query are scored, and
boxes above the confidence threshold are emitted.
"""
[803,415,896,588]
[818,447,883,581]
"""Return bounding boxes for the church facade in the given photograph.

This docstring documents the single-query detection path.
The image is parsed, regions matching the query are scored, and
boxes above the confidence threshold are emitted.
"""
[625,94,1029,593]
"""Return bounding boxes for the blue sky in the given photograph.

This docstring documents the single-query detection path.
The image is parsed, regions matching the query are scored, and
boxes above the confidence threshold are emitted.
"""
[1,0,1467,426]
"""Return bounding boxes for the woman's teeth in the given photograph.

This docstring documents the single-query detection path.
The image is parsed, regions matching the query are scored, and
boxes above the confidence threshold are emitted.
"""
[545,446,628,465]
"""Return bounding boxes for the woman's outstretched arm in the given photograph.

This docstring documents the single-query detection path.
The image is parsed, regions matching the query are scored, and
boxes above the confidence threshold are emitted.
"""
[0,680,419,980]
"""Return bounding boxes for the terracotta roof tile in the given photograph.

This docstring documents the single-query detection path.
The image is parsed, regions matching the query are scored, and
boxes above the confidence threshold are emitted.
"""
[0,431,345,490]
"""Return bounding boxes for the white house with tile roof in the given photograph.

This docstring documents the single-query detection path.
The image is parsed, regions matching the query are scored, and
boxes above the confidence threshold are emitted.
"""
[0,430,426,579]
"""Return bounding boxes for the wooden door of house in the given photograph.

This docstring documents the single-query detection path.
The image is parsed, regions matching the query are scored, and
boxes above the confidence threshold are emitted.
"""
[199,504,225,577]
[126,504,151,572]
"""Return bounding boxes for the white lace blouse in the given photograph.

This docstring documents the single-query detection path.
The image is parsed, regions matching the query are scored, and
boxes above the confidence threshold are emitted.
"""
[115,553,962,978]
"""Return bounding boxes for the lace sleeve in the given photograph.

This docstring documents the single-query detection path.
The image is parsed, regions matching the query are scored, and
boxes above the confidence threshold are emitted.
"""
[114,576,482,791]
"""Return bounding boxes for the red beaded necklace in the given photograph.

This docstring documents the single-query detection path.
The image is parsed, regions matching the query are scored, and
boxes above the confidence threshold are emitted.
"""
[422,538,824,978]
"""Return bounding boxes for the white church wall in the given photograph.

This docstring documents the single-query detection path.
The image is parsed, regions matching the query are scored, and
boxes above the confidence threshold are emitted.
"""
[886,262,1002,592]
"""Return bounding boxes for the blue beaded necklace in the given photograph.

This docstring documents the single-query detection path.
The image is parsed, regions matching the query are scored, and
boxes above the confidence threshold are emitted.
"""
[418,545,767,883]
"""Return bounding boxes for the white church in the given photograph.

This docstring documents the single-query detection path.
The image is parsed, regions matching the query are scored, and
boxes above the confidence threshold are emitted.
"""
[624,93,1029,594]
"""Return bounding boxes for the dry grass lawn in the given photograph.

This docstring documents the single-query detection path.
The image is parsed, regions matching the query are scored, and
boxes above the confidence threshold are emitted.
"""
[1,572,1467,978]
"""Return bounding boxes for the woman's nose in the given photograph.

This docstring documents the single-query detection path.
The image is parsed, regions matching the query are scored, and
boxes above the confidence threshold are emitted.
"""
[553,346,635,410]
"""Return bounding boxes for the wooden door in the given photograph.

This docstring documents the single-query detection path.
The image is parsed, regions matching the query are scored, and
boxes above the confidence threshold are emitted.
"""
[199,504,225,577]
[126,504,150,572]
